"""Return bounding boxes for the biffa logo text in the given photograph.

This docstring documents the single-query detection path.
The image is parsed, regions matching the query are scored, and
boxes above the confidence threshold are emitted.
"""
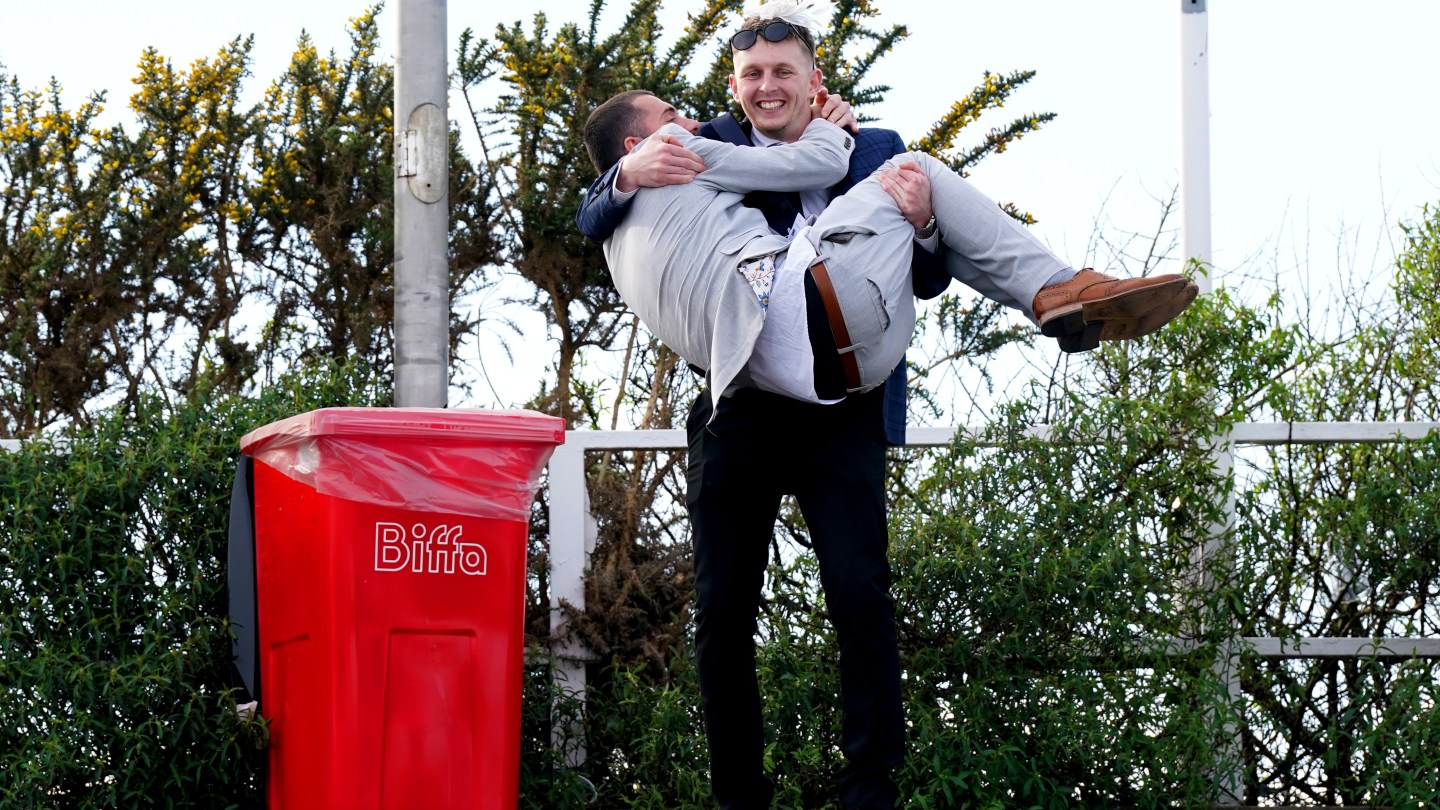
[374,521,487,575]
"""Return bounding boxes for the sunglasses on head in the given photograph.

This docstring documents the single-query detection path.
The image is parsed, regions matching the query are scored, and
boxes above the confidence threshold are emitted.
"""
[730,21,800,51]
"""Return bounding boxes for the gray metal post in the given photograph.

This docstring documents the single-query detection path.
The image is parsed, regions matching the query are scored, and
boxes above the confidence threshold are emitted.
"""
[394,0,450,407]
[1180,0,1213,293]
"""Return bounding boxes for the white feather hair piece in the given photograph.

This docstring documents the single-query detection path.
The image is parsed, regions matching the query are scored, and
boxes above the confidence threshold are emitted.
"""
[739,0,836,36]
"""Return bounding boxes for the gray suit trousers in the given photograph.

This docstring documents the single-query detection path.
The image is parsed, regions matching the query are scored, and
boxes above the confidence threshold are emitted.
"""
[804,152,1069,391]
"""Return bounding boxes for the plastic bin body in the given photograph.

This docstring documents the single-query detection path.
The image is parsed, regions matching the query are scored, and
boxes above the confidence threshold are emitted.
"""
[240,408,564,810]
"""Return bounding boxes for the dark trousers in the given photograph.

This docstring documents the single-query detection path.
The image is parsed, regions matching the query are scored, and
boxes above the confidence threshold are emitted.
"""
[686,385,905,810]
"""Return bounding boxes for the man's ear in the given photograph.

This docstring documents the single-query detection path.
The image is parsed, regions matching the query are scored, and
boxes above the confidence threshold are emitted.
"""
[727,73,739,103]
[623,135,642,153]
[808,67,824,98]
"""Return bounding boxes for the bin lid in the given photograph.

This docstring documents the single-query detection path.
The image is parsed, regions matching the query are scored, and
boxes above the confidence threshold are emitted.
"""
[240,407,565,454]
[240,407,566,520]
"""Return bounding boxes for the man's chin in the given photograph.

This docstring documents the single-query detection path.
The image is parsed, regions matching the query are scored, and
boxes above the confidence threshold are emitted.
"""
[749,113,799,139]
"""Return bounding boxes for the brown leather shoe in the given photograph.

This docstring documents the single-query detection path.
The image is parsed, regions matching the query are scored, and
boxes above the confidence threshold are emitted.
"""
[1056,280,1199,351]
[1035,269,1193,351]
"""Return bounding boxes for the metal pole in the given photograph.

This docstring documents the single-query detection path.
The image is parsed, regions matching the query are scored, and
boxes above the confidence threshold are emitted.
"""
[394,0,450,407]
[1180,0,1213,293]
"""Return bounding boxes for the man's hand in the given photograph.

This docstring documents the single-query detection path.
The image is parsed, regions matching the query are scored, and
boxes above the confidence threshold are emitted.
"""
[615,133,706,193]
[878,162,934,232]
[810,88,859,134]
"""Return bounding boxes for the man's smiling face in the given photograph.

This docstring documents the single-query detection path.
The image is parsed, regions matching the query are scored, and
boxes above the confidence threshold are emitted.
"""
[728,34,823,143]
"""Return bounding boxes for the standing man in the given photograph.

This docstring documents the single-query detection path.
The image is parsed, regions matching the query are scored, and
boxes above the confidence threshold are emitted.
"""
[577,9,927,804]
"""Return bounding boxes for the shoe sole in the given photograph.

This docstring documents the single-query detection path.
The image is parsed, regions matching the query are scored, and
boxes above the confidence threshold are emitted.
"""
[1132,281,1198,338]
[1048,280,1199,353]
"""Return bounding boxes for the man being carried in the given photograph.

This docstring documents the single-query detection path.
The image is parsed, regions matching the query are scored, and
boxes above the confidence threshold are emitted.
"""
[583,91,1195,405]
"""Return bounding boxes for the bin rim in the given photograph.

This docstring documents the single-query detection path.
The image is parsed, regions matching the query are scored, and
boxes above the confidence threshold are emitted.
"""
[240,406,566,455]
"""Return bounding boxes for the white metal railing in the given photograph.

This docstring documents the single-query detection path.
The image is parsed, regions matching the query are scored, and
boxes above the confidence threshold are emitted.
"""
[545,421,1440,767]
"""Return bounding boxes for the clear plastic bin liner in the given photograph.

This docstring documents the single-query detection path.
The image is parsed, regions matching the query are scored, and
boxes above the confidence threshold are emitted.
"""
[239,407,566,521]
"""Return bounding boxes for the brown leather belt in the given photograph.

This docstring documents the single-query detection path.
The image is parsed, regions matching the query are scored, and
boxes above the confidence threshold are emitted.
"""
[806,260,862,392]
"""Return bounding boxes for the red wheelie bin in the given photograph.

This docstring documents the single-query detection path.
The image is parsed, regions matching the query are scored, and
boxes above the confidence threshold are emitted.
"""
[235,407,565,809]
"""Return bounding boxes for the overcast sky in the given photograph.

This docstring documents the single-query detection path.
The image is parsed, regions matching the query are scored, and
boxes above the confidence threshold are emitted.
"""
[4,0,1437,406]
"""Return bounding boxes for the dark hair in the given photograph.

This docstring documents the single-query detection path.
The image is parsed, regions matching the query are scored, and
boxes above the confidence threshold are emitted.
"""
[734,15,817,64]
[583,90,656,174]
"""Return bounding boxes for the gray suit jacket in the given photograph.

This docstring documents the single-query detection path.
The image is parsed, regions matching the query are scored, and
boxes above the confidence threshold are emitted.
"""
[604,120,855,404]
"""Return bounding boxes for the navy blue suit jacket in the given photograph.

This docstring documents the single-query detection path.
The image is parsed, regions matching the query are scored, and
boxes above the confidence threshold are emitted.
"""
[576,113,949,445]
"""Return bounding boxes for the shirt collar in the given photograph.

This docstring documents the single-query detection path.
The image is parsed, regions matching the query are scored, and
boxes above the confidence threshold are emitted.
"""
[749,126,785,148]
